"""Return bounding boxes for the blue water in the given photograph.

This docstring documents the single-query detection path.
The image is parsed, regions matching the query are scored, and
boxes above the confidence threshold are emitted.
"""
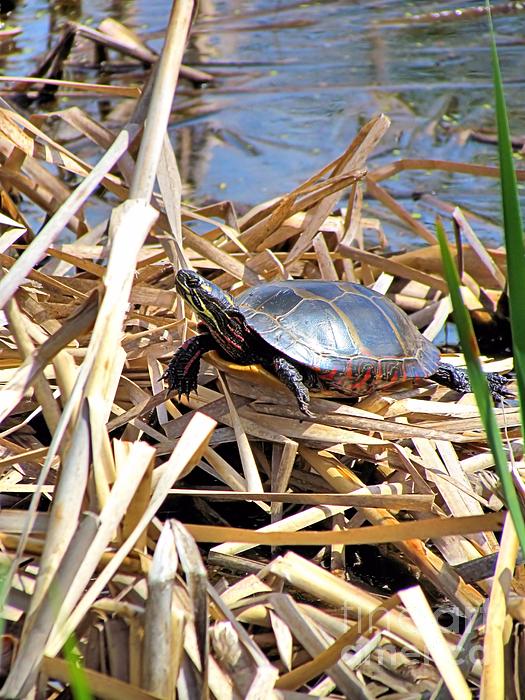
[1,0,524,247]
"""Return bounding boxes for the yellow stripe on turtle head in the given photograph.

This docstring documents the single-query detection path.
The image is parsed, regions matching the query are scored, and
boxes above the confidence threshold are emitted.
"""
[175,269,237,332]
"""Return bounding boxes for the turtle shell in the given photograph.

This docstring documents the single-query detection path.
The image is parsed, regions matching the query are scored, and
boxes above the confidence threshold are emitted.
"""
[235,280,440,396]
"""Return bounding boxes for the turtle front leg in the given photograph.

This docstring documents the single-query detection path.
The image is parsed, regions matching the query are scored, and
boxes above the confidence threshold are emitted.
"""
[163,333,217,400]
[270,356,312,416]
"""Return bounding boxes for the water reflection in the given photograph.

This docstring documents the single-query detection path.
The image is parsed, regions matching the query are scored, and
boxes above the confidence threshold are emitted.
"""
[1,0,524,247]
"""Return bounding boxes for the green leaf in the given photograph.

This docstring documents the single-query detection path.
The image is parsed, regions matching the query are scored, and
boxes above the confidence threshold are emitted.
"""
[436,218,525,551]
[487,1,525,426]
[63,634,93,700]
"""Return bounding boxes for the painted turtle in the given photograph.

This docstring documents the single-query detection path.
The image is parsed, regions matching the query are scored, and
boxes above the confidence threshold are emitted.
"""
[164,269,510,415]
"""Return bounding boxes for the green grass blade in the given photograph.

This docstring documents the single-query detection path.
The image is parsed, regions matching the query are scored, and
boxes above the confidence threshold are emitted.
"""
[63,634,93,700]
[436,217,525,552]
[487,1,525,426]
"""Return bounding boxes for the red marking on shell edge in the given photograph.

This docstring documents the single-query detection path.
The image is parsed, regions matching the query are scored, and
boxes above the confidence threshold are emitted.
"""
[319,369,338,382]
[349,368,374,393]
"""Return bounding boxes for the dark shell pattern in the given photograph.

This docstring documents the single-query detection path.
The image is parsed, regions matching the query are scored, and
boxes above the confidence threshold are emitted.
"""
[236,280,441,396]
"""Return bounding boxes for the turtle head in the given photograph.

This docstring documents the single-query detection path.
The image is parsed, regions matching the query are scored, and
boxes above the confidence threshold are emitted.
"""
[175,269,239,334]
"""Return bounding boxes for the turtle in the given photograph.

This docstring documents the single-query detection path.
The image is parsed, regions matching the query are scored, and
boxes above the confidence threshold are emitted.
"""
[163,269,510,415]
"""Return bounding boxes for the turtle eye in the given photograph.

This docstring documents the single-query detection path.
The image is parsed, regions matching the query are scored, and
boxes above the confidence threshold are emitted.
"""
[186,276,201,289]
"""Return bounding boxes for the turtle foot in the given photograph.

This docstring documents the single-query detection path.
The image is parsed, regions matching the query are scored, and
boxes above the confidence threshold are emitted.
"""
[431,362,513,404]
[162,357,199,401]
[486,371,514,403]
[162,334,214,402]
[270,356,313,416]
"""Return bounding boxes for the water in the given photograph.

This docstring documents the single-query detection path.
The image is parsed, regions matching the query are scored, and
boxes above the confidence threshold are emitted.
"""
[1,0,524,247]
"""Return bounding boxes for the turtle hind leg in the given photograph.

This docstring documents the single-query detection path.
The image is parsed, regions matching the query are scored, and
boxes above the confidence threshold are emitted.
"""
[163,333,217,400]
[431,362,513,403]
[269,356,313,416]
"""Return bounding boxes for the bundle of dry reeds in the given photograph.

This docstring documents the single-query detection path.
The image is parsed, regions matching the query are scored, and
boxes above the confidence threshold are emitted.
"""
[0,2,523,698]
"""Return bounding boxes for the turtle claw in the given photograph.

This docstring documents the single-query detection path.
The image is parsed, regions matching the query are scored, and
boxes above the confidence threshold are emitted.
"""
[486,371,514,404]
[296,383,314,417]
[180,379,198,403]
[300,404,315,418]
[162,356,198,402]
